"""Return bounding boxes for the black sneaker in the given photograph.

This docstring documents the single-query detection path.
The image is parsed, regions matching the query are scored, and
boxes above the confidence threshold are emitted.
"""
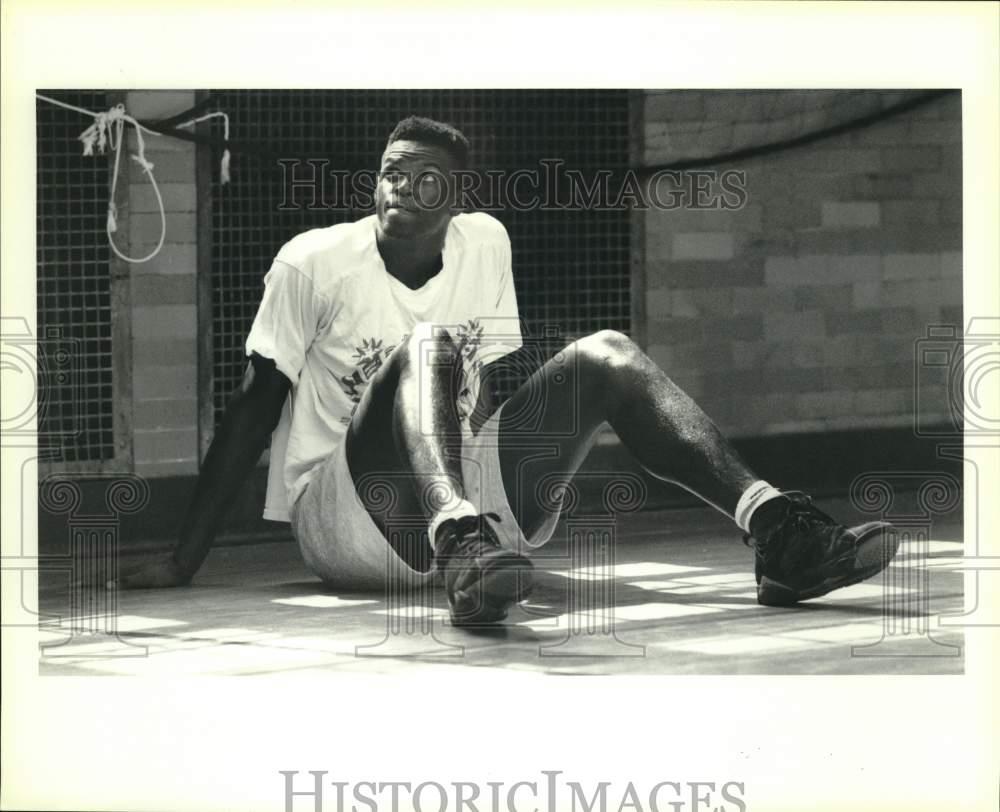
[743,492,898,606]
[434,512,534,627]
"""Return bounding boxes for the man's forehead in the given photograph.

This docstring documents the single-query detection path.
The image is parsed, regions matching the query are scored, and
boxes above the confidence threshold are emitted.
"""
[381,140,453,166]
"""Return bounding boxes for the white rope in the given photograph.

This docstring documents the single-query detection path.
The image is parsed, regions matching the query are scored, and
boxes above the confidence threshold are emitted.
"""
[174,111,232,185]
[37,93,166,264]
[36,94,233,264]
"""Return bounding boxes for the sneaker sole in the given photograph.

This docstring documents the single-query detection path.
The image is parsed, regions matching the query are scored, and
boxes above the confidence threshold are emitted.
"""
[757,522,898,607]
[449,555,535,627]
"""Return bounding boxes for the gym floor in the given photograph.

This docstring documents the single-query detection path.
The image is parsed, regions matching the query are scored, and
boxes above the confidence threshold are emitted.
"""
[37,492,964,677]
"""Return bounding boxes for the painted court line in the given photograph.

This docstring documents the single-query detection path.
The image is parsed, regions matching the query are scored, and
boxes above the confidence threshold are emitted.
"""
[813,583,913,602]
[778,622,885,643]
[673,573,757,587]
[582,562,710,577]
[693,601,766,612]
[898,540,963,554]
[551,563,710,581]
[268,636,372,654]
[648,584,720,595]
[662,635,813,655]
[47,615,188,632]
[40,638,152,658]
[612,602,724,621]
[518,601,722,630]
[73,643,340,676]
[187,628,279,643]
[371,607,450,619]
[626,579,695,591]
[272,595,379,609]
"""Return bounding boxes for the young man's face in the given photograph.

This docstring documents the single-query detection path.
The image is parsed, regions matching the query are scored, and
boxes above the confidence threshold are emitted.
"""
[374,140,458,240]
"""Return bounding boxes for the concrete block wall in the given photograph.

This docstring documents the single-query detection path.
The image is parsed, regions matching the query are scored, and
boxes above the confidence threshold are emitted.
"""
[125,91,200,477]
[642,91,962,437]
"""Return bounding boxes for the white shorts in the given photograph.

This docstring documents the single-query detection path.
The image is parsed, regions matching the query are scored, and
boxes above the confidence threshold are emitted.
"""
[289,404,560,589]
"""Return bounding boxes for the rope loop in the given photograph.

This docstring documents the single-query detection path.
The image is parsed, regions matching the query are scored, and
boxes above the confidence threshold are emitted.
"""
[36,93,232,264]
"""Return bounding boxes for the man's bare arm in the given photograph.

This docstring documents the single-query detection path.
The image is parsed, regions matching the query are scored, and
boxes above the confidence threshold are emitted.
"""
[112,353,290,588]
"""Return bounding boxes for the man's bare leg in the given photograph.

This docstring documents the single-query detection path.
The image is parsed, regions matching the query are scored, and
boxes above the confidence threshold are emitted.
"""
[345,322,469,571]
[497,330,757,538]
[497,330,898,607]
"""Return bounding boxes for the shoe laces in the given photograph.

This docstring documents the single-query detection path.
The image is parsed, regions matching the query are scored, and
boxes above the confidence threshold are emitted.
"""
[782,491,839,534]
[436,512,503,561]
[742,491,840,567]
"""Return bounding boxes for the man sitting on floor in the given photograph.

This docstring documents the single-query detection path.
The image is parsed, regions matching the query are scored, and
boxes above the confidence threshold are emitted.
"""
[114,116,898,627]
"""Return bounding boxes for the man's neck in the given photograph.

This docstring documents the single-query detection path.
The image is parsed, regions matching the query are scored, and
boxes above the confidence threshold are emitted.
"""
[376,228,448,290]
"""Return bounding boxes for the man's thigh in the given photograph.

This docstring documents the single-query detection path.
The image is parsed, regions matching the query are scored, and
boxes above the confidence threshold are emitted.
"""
[292,437,436,588]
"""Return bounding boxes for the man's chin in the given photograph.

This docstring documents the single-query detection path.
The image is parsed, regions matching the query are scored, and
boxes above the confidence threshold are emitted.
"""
[378,211,449,241]
[378,219,420,240]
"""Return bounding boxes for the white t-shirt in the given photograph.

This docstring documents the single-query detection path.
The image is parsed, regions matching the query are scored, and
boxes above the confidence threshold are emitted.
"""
[245,212,524,522]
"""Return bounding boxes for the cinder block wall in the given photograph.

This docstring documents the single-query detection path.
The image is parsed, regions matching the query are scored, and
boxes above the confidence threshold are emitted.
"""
[125,90,200,477]
[641,91,962,437]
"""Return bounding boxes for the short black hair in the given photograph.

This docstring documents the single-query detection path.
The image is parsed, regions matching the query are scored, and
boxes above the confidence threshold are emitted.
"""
[384,116,471,169]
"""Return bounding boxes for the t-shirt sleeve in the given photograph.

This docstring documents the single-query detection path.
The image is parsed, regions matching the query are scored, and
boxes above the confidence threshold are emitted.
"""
[245,260,325,385]
[489,228,523,354]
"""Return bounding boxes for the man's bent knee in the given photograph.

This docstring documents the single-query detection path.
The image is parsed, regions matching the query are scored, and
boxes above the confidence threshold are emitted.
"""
[395,322,459,375]
[347,323,458,443]
[575,329,640,373]
[570,330,646,409]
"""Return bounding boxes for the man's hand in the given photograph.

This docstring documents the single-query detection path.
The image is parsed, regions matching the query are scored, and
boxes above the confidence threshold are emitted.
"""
[107,554,192,590]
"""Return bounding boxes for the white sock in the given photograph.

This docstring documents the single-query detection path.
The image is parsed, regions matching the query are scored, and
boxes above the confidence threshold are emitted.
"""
[734,481,785,533]
[428,499,479,550]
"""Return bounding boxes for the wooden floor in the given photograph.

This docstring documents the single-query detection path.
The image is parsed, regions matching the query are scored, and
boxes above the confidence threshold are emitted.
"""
[37,493,965,676]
